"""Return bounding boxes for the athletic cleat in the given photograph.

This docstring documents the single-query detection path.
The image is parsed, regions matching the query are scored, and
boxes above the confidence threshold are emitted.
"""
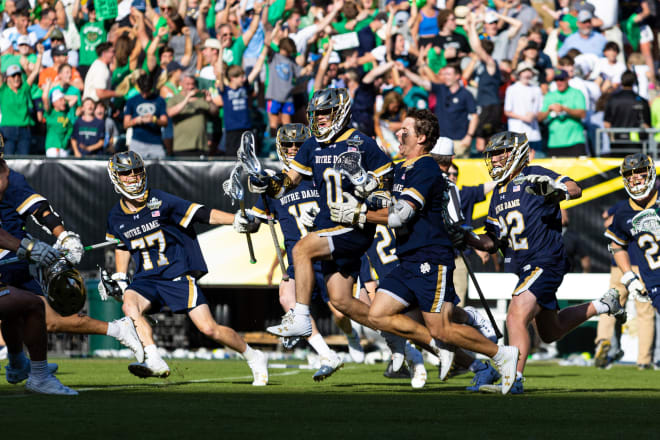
[26,374,78,395]
[248,349,269,386]
[464,306,498,343]
[601,349,624,370]
[438,348,455,381]
[637,363,651,370]
[599,289,626,322]
[405,342,426,389]
[594,340,612,368]
[346,331,365,363]
[128,360,170,378]
[113,317,145,363]
[266,309,312,337]
[479,376,524,394]
[280,336,301,349]
[5,353,30,384]
[466,361,500,391]
[0,345,7,360]
[383,360,411,378]
[313,351,343,382]
[493,345,519,395]
[382,332,406,372]
[47,363,59,375]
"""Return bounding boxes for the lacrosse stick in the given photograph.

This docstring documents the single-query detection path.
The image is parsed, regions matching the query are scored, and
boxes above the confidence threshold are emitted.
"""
[223,163,256,264]
[237,131,288,279]
[334,150,368,186]
[0,238,122,267]
[632,208,660,240]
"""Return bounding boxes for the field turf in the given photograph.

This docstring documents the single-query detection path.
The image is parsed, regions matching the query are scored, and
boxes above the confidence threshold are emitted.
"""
[1,359,659,439]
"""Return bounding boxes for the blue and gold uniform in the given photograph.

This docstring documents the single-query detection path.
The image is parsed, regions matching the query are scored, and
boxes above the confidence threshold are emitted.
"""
[250,178,328,302]
[485,165,574,309]
[0,170,48,294]
[605,193,660,311]
[290,128,392,277]
[105,189,208,312]
[359,225,399,286]
[378,154,458,312]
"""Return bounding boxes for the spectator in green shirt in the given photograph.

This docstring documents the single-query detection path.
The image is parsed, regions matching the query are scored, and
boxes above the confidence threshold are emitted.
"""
[77,1,107,80]
[0,46,42,155]
[41,85,77,157]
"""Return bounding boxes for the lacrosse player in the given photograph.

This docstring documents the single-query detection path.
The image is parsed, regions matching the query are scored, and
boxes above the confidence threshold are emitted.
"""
[248,88,393,342]
[0,143,144,381]
[605,154,660,354]
[235,123,354,381]
[102,151,268,385]
[0,225,77,395]
[465,131,625,394]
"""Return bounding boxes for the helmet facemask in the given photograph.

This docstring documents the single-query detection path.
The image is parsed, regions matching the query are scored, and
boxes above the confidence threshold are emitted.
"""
[484,131,529,184]
[276,123,311,170]
[621,153,656,201]
[108,151,148,200]
[307,88,352,143]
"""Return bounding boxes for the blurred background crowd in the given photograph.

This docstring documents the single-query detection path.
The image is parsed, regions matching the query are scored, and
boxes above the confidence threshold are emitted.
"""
[0,0,659,159]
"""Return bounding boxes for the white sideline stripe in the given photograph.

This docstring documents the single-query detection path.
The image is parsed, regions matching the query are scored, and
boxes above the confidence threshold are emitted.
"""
[0,371,302,397]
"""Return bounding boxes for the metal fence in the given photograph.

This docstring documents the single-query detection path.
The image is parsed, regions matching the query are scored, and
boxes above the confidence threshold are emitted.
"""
[594,127,660,159]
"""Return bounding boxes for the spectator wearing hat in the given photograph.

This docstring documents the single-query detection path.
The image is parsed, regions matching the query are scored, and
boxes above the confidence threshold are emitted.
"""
[404,62,478,158]
[481,9,523,62]
[500,0,540,60]
[512,38,550,90]
[41,28,77,68]
[464,12,502,153]
[198,37,222,89]
[83,42,118,102]
[14,35,38,72]
[538,68,587,156]
[212,0,264,67]
[41,84,77,157]
[1,9,36,50]
[38,43,83,90]
[167,73,218,156]
[71,97,105,156]
[603,70,650,154]
[505,61,544,156]
[0,48,41,155]
[557,9,607,57]
[124,73,169,158]
[76,1,107,80]
[28,7,56,50]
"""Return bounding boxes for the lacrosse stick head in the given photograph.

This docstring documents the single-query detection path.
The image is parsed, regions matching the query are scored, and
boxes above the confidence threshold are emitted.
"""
[621,153,656,201]
[484,131,529,184]
[238,130,262,176]
[334,151,368,186]
[632,208,660,239]
[222,164,244,205]
[276,123,311,170]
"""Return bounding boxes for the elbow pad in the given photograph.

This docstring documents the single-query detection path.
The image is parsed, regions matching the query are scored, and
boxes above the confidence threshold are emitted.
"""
[31,201,63,234]
[387,199,415,229]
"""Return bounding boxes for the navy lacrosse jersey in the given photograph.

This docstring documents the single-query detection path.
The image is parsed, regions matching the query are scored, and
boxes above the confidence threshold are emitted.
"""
[485,165,572,274]
[0,169,47,260]
[605,193,660,292]
[289,128,392,239]
[364,224,399,280]
[250,177,320,266]
[106,189,208,280]
[391,154,454,265]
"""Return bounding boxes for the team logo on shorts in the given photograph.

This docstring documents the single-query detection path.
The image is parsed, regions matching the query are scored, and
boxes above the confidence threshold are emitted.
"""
[420,262,431,274]
[147,197,162,210]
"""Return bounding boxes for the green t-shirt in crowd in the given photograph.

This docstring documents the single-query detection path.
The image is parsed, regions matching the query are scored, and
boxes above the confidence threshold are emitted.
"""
[0,82,32,127]
[541,86,586,149]
[44,106,76,150]
[427,47,447,73]
[267,0,288,26]
[79,21,107,66]
[49,84,82,110]
[403,85,429,110]
[222,37,246,66]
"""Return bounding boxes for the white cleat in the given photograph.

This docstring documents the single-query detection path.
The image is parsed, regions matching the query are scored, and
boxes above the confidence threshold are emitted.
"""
[128,358,170,379]
[346,331,365,363]
[313,351,344,382]
[406,342,427,389]
[494,345,519,395]
[438,348,455,381]
[266,309,312,337]
[382,332,406,372]
[26,374,78,395]
[464,306,498,343]
[248,349,269,386]
[113,317,145,363]
[0,345,7,360]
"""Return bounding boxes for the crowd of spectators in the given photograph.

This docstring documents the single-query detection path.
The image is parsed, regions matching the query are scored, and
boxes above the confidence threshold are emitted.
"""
[0,0,659,158]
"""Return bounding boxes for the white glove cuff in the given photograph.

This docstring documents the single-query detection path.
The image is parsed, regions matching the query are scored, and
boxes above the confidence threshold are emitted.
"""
[621,271,637,287]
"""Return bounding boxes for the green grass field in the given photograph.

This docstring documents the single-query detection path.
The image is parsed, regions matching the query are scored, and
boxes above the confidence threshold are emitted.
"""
[2,359,659,439]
